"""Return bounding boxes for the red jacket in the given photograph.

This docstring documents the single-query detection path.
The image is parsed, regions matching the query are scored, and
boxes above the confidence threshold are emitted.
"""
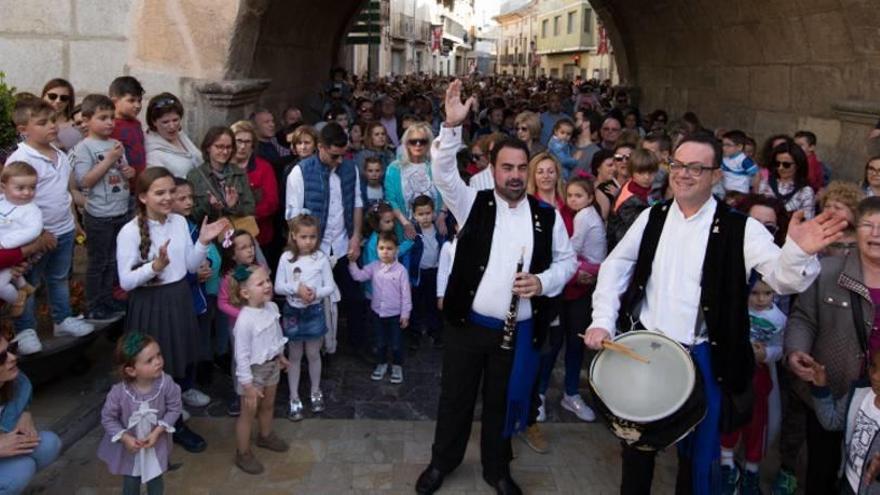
[246,156,279,246]
[806,152,825,193]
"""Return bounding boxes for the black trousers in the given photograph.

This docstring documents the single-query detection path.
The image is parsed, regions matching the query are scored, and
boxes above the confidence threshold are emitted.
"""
[805,403,842,495]
[429,322,514,482]
[620,445,694,495]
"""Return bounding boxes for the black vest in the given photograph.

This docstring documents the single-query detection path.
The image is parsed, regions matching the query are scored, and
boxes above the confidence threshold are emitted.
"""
[620,200,755,394]
[444,190,558,349]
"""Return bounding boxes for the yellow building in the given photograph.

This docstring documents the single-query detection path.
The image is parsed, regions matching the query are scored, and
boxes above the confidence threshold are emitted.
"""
[534,0,614,81]
[494,1,539,78]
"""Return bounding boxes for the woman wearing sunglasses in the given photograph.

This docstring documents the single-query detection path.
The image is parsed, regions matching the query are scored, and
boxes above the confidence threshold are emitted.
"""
[41,78,82,151]
[384,122,445,240]
[758,141,816,219]
[0,336,62,494]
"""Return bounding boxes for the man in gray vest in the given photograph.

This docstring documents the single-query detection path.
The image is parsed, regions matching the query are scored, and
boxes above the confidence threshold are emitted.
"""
[583,134,846,494]
[415,80,576,495]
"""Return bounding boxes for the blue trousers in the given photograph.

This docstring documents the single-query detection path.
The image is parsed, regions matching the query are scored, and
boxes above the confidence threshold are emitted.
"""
[0,431,61,495]
[375,313,403,365]
[15,230,74,331]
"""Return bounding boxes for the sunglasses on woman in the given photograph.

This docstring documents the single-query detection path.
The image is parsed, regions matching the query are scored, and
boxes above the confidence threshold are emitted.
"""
[0,342,19,365]
[613,154,631,162]
[45,93,70,103]
[408,139,429,146]
[775,160,795,169]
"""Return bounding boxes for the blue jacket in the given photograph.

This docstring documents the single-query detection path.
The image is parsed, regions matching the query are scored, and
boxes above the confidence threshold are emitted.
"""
[0,374,32,433]
[548,136,578,179]
[407,222,446,287]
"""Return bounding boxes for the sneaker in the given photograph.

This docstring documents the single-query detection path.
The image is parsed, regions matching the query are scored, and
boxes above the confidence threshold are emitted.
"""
[771,468,797,495]
[390,365,404,384]
[536,394,546,423]
[53,316,95,338]
[12,329,42,355]
[741,469,760,495]
[172,422,207,453]
[226,396,241,417]
[371,363,388,381]
[310,390,324,413]
[86,305,117,321]
[235,450,264,475]
[182,388,211,408]
[721,464,741,495]
[287,398,304,421]
[560,394,596,422]
[256,431,289,452]
[181,408,191,422]
[519,424,549,454]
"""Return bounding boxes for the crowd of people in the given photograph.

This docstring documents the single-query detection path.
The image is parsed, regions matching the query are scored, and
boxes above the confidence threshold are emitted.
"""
[0,68,880,494]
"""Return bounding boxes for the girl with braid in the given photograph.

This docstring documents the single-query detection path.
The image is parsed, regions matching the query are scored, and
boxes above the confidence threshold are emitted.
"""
[115,167,229,453]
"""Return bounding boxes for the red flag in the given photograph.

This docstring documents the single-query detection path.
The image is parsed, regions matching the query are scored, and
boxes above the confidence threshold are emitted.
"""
[597,25,608,55]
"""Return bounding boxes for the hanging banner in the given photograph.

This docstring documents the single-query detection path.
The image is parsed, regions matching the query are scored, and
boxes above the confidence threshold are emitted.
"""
[597,25,609,55]
[432,26,443,52]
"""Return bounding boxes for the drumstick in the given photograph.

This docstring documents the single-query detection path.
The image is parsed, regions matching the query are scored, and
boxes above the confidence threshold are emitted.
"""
[601,340,651,364]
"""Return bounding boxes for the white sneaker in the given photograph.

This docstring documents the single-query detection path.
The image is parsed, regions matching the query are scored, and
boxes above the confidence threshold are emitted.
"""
[181,408,191,422]
[182,388,211,408]
[13,329,42,355]
[536,393,547,423]
[561,394,596,422]
[53,316,95,338]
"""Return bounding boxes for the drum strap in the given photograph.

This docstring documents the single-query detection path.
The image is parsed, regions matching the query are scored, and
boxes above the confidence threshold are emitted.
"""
[850,292,869,378]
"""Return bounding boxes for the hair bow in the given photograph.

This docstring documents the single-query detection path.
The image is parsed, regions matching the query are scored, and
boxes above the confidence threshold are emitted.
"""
[122,332,146,360]
[575,170,595,181]
[221,229,234,249]
[232,264,252,282]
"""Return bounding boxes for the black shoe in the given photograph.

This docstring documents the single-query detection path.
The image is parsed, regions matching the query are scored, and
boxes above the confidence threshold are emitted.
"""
[482,474,522,495]
[87,305,117,321]
[227,396,241,417]
[172,422,207,453]
[415,465,445,494]
[431,334,444,349]
[105,299,128,314]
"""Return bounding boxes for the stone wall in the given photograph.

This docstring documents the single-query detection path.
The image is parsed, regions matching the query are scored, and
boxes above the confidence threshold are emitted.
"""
[591,0,880,180]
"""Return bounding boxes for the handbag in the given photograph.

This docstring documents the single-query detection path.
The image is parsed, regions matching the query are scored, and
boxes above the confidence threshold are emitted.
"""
[193,165,259,237]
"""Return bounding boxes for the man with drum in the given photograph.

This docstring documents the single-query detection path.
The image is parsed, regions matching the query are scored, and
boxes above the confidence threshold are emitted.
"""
[415,80,576,495]
[583,133,846,494]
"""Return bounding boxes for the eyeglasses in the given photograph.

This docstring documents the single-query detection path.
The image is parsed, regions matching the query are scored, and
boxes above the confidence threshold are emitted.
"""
[774,160,795,169]
[613,154,631,162]
[867,167,880,175]
[517,126,530,132]
[235,139,253,146]
[45,92,70,103]
[857,222,880,234]
[212,144,234,151]
[0,342,18,365]
[408,139,429,146]
[668,160,718,177]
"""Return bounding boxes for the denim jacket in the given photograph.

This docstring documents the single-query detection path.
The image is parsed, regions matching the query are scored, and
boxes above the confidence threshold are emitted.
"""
[0,374,32,433]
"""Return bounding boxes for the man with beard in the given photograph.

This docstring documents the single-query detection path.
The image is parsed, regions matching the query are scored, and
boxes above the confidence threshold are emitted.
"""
[415,80,576,495]
[583,133,847,494]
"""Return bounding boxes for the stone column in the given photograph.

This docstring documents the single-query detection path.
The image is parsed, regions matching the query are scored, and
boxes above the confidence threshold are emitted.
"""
[182,78,271,141]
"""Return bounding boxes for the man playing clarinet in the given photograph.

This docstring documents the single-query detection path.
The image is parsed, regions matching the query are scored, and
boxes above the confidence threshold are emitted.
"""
[583,133,847,494]
[415,80,576,495]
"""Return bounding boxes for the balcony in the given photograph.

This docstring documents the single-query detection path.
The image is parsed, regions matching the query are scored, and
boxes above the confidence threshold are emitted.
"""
[416,20,431,44]
[391,13,415,40]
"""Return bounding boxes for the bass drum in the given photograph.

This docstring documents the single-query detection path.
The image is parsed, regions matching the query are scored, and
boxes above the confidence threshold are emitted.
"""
[589,331,706,451]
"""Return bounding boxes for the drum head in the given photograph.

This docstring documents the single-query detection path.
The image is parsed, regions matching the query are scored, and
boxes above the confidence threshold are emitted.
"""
[589,331,696,423]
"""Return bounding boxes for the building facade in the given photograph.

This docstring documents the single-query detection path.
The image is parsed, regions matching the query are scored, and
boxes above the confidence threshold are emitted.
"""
[494,1,539,78]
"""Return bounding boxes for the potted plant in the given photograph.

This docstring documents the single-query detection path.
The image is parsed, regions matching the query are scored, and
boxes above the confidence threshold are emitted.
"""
[0,72,18,164]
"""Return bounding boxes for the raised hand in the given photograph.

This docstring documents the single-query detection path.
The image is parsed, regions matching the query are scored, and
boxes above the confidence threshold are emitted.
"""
[225,186,239,209]
[198,217,232,245]
[152,240,171,272]
[444,79,477,128]
[787,210,847,255]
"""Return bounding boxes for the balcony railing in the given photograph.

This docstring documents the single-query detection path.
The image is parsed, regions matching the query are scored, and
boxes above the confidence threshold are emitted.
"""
[391,13,415,40]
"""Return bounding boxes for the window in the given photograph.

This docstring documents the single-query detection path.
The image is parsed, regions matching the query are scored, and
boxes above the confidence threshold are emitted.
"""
[542,19,548,38]
[553,16,560,36]
[567,12,575,34]
[584,9,592,34]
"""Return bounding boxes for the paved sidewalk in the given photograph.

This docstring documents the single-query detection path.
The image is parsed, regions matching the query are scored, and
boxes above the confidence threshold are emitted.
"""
[28,418,678,494]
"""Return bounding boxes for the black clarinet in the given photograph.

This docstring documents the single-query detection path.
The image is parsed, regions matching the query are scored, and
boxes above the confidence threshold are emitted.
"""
[501,252,525,351]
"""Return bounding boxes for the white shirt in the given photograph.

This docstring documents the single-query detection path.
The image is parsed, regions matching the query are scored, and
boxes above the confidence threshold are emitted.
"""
[437,239,456,298]
[116,213,208,291]
[0,197,42,249]
[5,142,74,235]
[285,163,363,257]
[431,125,577,321]
[591,198,820,345]
[571,207,606,264]
[419,225,440,269]
[469,166,494,191]
[233,302,288,385]
[274,251,336,308]
[846,391,880,491]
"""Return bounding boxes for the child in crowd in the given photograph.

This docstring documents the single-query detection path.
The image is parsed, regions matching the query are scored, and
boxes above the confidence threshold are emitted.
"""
[218,229,263,417]
[606,148,659,251]
[349,232,411,384]
[811,352,880,495]
[408,195,445,349]
[98,333,181,495]
[6,97,93,354]
[229,264,289,474]
[361,156,385,208]
[547,118,579,179]
[362,201,413,278]
[275,215,335,421]
[0,163,40,316]
[721,130,759,194]
[109,77,146,180]
[116,167,228,454]
[172,178,221,389]
[72,94,136,320]
[721,279,786,494]
[794,130,827,192]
